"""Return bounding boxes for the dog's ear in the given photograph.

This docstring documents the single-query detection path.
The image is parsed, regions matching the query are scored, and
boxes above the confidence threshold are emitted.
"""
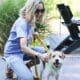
[62,52,65,59]
[47,49,53,58]
[49,49,53,54]
[47,45,50,49]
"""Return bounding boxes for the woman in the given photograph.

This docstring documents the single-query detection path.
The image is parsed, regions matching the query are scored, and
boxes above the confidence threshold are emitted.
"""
[3,0,50,80]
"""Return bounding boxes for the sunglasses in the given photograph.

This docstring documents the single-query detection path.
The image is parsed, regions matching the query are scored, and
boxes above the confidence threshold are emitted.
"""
[35,9,45,14]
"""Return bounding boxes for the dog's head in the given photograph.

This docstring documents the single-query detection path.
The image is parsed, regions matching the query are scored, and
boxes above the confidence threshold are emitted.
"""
[48,50,65,69]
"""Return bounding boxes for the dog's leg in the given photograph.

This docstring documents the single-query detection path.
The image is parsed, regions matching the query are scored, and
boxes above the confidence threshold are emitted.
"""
[56,74,59,80]
[6,67,17,80]
[6,68,14,79]
[40,61,46,80]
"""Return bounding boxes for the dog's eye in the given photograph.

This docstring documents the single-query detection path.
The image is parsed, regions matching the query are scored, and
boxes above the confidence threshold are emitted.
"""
[52,55,55,58]
[59,55,62,58]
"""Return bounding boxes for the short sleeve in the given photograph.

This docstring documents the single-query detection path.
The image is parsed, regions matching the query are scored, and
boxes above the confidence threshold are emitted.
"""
[16,21,27,38]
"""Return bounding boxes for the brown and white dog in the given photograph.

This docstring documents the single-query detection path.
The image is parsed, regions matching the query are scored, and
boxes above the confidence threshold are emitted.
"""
[42,51,65,80]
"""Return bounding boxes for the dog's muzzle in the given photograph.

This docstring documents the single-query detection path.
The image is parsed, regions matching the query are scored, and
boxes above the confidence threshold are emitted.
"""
[53,59,61,68]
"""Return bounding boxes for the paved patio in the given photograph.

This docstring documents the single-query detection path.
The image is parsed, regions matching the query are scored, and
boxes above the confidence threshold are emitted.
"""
[59,53,80,80]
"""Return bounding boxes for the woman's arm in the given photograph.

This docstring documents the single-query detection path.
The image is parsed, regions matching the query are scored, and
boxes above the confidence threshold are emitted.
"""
[20,37,50,61]
[20,37,39,57]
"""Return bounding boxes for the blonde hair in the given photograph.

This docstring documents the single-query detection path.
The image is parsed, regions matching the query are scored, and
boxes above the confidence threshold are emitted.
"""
[19,0,44,24]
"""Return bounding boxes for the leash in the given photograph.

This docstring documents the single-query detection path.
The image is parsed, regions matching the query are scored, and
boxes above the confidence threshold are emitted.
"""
[36,34,50,53]
[33,32,51,80]
[34,28,49,53]
[34,37,40,80]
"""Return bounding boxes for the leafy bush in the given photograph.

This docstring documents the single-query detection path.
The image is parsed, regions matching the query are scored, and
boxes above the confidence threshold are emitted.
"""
[0,0,26,53]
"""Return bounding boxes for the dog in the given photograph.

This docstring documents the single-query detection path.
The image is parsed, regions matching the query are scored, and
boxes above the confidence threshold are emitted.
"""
[41,50,65,80]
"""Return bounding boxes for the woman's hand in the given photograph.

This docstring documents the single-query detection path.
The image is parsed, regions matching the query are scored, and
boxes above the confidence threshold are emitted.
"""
[38,53,51,62]
[32,32,39,40]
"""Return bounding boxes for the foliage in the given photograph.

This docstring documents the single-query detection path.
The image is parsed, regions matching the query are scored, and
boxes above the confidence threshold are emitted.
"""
[0,0,26,53]
[35,22,48,32]
[44,0,80,18]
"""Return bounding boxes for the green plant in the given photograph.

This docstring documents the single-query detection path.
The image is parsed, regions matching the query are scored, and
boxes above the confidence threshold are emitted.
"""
[0,0,26,54]
[35,22,48,32]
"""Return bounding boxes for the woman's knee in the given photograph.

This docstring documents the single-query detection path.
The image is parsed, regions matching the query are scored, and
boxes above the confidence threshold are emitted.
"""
[32,46,46,53]
[19,73,34,80]
[23,77,34,80]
